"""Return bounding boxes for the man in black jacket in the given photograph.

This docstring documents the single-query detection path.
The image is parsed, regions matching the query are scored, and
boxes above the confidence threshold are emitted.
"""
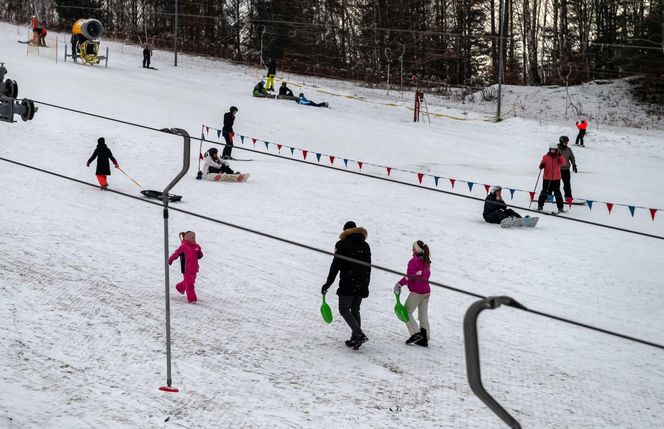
[322,221,371,348]
[483,186,522,224]
[221,106,238,159]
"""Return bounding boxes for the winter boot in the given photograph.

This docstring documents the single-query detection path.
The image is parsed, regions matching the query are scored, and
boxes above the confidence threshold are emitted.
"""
[415,328,428,347]
[406,332,423,345]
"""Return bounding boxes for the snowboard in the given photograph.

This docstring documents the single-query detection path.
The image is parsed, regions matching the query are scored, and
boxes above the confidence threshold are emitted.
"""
[277,95,297,101]
[205,173,250,182]
[545,196,586,205]
[141,190,182,202]
[500,216,539,228]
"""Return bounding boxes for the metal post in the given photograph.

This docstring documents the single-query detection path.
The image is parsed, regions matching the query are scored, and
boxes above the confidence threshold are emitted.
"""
[158,128,190,393]
[174,0,178,67]
[496,0,506,121]
[463,296,526,429]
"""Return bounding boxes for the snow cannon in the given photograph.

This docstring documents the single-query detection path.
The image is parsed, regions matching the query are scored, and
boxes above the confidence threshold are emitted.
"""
[72,19,103,41]
[67,19,108,66]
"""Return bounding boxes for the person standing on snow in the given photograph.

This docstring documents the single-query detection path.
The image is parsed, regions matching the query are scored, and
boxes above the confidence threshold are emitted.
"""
[394,240,431,347]
[537,143,567,213]
[483,186,522,224]
[221,106,238,159]
[86,137,119,190]
[203,148,236,175]
[265,58,277,91]
[575,120,587,146]
[321,221,371,349]
[168,231,203,303]
[557,136,578,200]
[142,44,152,68]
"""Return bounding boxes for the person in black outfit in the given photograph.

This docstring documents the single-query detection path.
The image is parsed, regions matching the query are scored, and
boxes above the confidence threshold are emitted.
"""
[483,186,522,224]
[321,221,371,349]
[278,82,293,97]
[142,44,151,68]
[86,137,119,189]
[221,106,238,159]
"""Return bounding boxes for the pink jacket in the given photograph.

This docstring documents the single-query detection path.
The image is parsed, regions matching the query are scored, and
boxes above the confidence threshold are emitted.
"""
[398,254,431,294]
[168,240,203,274]
[540,153,567,180]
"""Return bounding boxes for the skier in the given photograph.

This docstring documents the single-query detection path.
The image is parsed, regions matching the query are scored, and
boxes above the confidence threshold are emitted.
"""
[557,136,578,200]
[70,33,80,61]
[575,119,587,146]
[393,240,431,347]
[483,186,522,224]
[265,58,277,91]
[39,26,47,47]
[253,81,272,98]
[142,44,152,68]
[203,148,236,175]
[537,143,567,213]
[86,137,119,190]
[296,93,328,108]
[278,82,294,97]
[321,221,371,349]
[168,231,203,303]
[221,106,238,159]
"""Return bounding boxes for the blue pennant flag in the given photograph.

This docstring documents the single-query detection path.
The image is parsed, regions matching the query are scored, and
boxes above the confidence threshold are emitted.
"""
[240,135,244,144]
[289,147,295,156]
[264,141,270,150]
[467,182,474,192]
[201,132,205,141]
[433,176,440,187]
[628,205,636,217]
[509,189,515,200]
[343,159,348,167]
[586,200,594,210]
[316,153,322,162]
[217,130,221,138]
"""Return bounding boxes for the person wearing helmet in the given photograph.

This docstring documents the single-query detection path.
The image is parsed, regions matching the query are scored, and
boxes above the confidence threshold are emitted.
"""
[537,143,567,212]
[483,186,522,224]
[557,136,578,200]
[296,92,329,108]
[221,106,238,159]
[253,81,271,98]
[203,147,236,175]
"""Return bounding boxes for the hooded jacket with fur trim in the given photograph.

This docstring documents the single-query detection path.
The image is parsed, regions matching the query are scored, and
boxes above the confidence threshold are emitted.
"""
[324,227,371,297]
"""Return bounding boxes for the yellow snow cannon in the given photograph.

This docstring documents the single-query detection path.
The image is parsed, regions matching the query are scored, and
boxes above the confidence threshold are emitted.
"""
[69,19,107,66]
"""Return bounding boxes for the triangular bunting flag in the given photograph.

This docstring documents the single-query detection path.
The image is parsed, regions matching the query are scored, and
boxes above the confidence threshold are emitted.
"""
[467,182,474,192]
[449,179,455,189]
[277,144,283,152]
[315,153,322,162]
[302,150,308,160]
[434,177,440,187]
[417,173,424,184]
[357,162,363,170]
[606,202,614,214]
[529,191,535,202]
[240,135,244,144]
[586,200,594,210]
[289,147,295,156]
[650,208,657,221]
[566,197,574,208]
[264,141,269,150]
[343,159,348,167]
[217,130,221,138]
[386,167,392,176]
[205,126,209,134]
[199,152,204,161]
[628,205,636,217]
[329,156,335,165]
[509,189,515,200]
[483,184,490,194]
[251,138,257,146]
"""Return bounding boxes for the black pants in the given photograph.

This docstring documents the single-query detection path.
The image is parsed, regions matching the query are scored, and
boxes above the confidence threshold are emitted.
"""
[221,131,233,159]
[208,165,234,175]
[484,208,522,224]
[575,129,585,145]
[561,169,572,199]
[338,295,364,338]
[538,179,563,210]
[143,57,150,68]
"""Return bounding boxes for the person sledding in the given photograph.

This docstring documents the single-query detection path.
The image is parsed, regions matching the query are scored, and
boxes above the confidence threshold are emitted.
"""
[203,147,237,175]
[253,81,274,98]
[86,137,119,190]
[168,231,203,303]
[483,186,522,224]
[296,93,328,108]
[537,143,567,213]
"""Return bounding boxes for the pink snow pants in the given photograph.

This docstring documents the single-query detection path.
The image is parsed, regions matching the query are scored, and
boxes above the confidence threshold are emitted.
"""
[176,273,197,303]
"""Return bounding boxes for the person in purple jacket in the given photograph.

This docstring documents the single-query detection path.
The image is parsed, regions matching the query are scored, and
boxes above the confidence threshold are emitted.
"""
[168,231,204,303]
[394,240,431,347]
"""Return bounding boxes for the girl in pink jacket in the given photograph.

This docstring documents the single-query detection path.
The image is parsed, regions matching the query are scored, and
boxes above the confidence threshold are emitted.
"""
[394,240,431,347]
[168,231,204,303]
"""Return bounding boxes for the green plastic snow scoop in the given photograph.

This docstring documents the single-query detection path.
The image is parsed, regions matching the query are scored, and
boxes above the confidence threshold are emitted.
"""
[394,291,410,323]
[320,293,333,324]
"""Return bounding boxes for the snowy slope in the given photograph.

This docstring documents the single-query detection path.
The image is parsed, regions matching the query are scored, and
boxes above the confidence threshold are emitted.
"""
[1,22,664,428]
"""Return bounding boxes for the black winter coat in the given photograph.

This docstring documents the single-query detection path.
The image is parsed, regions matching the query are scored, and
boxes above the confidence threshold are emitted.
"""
[483,193,507,220]
[222,111,235,133]
[266,60,276,75]
[87,142,117,175]
[325,227,371,297]
[279,85,293,96]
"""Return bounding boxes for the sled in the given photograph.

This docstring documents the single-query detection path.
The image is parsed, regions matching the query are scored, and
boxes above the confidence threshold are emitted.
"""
[277,95,297,101]
[205,173,250,183]
[141,190,182,202]
[500,216,539,228]
[394,291,409,322]
[320,294,333,324]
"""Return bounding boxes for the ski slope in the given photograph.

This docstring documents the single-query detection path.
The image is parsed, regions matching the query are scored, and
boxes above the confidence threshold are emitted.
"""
[1,22,664,428]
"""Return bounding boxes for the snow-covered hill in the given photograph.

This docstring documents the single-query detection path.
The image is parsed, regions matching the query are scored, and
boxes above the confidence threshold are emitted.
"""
[1,22,663,428]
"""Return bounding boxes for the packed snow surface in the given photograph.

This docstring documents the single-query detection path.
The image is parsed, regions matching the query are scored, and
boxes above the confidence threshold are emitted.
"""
[1,22,663,428]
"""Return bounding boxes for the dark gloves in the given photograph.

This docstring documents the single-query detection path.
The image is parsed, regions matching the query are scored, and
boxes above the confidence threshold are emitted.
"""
[572,164,578,173]
[321,284,330,294]
[539,162,545,170]
[86,162,90,167]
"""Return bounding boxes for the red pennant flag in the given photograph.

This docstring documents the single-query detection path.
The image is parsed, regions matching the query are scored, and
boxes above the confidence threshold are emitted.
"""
[386,167,392,176]
[650,208,657,220]
[199,152,204,160]
[357,162,363,170]
[484,184,490,194]
[417,173,424,184]
[302,150,308,160]
[277,144,283,152]
[251,138,256,146]
[529,191,535,202]
[205,126,209,134]
[566,196,574,208]
[329,156,335,165]
[606,203,614,214]
[449,178,456,188]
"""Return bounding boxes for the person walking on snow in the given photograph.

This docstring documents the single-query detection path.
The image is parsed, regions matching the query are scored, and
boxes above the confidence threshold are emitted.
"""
[557,136,578,200]
[537,143,567,212]
[483,186,522,224]
[221,106,238,159]
[142,44,152,68]
[203,148,237,175]
[394,240,431,347]
[265,58,277,91]
[321,221,371,349]
[575,120,587,146]
[168,231,203,303]
[86,137,118,190]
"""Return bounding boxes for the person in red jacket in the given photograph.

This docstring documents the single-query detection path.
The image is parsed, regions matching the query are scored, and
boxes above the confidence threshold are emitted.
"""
[537,143,567,213]
[575,119,587,146]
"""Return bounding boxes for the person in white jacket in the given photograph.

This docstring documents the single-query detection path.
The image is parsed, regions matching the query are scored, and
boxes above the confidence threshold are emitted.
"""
[203,148,236,175]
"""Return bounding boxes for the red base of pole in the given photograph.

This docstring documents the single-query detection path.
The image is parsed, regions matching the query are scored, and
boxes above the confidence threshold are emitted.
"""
[159,386,179,393]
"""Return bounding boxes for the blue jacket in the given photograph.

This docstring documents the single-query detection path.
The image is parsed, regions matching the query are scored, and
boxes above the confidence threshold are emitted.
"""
[297,95,311,105]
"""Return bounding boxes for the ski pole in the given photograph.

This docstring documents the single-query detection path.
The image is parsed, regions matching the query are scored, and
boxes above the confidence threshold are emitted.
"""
[117,166,143,189]
[196,136,203,180]
[528,169,542,209]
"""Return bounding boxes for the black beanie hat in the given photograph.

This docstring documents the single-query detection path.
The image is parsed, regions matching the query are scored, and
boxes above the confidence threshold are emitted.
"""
[98,137,105,145]
[343,221,356,230]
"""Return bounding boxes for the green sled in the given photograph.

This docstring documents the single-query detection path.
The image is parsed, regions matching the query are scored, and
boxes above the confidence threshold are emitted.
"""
[394,291,410,323]
[320,293,333,324]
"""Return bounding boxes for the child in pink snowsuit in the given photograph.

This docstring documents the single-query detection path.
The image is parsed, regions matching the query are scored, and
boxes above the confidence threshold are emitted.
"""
[168,231,203,303]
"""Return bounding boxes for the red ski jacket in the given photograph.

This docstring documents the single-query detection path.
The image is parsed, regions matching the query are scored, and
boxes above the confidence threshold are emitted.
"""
[576,121,588,130]
[540,153,567,180]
